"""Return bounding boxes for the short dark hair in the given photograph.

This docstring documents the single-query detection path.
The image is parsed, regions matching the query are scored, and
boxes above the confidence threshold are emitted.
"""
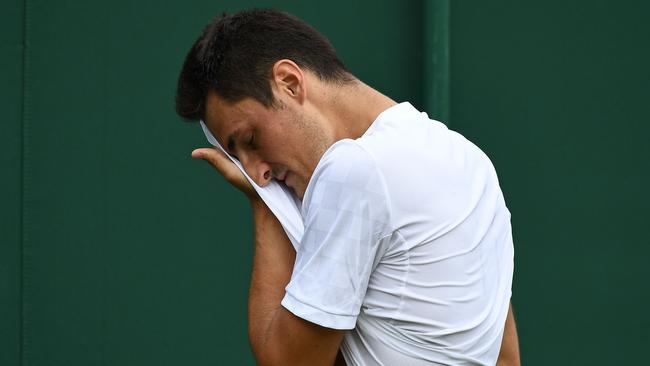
[175,9,355,121]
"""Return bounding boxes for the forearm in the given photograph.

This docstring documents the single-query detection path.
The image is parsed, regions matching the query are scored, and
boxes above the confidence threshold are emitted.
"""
[497,302,521,366]
[190,146,341,363]
[247,199,296,361]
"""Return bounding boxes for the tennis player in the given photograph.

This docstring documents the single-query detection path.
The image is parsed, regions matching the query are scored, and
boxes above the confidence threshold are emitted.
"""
[176,9,520,366]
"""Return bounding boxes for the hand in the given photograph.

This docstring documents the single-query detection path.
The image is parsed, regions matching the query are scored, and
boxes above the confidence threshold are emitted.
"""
[192,147,258,200]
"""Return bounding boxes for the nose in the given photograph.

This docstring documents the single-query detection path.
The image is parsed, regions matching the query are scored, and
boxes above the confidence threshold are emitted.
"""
[239,153,272,187]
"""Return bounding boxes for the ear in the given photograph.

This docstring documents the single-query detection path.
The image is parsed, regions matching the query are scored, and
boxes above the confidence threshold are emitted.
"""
[271,59,306,105]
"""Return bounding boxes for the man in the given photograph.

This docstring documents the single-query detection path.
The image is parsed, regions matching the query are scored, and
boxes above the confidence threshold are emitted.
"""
[176,9,520,366]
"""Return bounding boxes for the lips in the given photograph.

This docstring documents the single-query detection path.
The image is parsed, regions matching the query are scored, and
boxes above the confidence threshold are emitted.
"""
[275,171,288,182]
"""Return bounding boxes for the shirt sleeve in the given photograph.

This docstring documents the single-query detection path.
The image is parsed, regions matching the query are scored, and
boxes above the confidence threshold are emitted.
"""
[281,140,393,330]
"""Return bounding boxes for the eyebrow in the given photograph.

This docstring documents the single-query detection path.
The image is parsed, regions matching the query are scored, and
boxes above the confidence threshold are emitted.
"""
[227,129,242,155]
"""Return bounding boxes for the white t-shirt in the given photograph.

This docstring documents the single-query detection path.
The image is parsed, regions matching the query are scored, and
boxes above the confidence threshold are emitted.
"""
[280,102,515,365]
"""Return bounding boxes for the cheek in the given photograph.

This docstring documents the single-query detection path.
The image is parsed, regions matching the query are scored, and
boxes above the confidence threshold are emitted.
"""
[257,140,282,162]
[260,131,292,158]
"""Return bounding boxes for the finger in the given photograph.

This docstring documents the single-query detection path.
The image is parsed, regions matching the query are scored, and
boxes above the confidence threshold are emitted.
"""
[192,148,230,170]
[191,147,256,196]
[192,147,247,183]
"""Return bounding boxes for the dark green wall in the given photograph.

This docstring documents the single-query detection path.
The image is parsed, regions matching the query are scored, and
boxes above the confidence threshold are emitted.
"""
[1,1,24,365]
[450,1,650,364]
[1,1,422,365]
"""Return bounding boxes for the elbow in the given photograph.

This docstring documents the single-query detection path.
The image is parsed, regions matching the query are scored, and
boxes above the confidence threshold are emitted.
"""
[251,344,285,366]
[250,334,310,366]
[248,329,281,366]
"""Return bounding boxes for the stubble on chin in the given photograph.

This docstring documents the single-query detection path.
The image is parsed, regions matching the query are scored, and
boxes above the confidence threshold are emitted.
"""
[289,109,332,200]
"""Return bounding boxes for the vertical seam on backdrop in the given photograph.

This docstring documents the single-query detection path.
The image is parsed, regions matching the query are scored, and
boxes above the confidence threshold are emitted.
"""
[100,8,108,366]
[422,0,450,125]
[20,0,30,364]
[435,0,450,125]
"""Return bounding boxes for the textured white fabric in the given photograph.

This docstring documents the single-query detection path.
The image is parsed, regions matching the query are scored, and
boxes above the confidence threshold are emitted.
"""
[199,102,515,365]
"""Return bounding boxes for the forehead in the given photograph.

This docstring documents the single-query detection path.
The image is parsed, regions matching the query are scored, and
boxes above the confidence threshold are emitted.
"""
[203,91,267,144]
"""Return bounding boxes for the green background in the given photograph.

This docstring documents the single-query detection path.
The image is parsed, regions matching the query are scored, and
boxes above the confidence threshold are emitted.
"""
[1,1,648,365]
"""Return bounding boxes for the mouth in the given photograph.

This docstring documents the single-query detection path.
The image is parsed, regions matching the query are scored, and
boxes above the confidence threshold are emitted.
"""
[275,171,289,182]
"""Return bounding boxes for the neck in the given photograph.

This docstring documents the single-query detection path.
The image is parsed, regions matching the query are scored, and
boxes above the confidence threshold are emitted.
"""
[313,78,397,142]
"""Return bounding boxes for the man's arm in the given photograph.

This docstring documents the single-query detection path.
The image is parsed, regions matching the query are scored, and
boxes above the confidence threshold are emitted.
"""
[191,148,344,366]
[248,199,344,366]
[497,302,521,366]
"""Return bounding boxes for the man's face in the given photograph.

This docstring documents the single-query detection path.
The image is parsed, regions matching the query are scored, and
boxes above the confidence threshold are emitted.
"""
[203,90,330,199]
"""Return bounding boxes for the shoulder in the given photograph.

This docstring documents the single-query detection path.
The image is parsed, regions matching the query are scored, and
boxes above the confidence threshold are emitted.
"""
[302,139,393,232]
[304,139,384,201]
[319,139,376,175]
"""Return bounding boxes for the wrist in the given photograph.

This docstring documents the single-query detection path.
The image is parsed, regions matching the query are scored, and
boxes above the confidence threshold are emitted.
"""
[250,197,266,211]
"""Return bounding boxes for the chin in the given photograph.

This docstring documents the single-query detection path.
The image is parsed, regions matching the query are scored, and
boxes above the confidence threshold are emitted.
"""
[284,173,304,199]
[295,188,305,200]
[285,183,305,200]
[285,181,304,200]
